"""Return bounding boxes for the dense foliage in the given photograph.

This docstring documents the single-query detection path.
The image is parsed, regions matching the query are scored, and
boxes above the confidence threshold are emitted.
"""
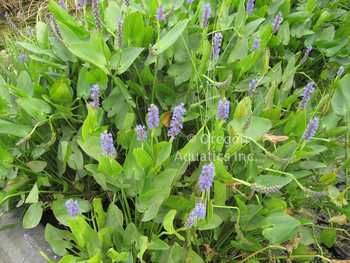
[0,0,350,262]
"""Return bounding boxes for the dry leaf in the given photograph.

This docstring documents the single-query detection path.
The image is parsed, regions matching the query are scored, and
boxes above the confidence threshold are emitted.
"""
[203,244,218,255]
[332,260,350,263]
[263,133,289,143]
[286,232,302,253]
[226,183,241,190]
[329,214,348,225]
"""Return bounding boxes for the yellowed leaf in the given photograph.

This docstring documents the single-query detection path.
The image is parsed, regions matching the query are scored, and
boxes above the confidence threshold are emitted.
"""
[263,133,289,143]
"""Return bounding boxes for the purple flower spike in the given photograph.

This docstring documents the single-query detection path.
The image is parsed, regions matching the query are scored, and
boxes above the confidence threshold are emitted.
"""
[337,66,344,76]
[87,84,100,111]
[24,234,40,251]
[4,12,21,35]
[216,98,230,123]
[252,37,261,51]
[147,104,159,129]
[303,117,319,142]
[194,203,206,219]
[168,102,186,139]
[202,3,211,29]
[184,212,196,229]
[272,12,283,33]
[300,45,312,65]
[248,78,259,98]
[65,199,82,220]
[79,0,87,5]
[198,162,215,192]
[58,0,67,10]
[136,125,147,143]
[211,32,223,61]
[246,0,255,14]
[92,0,103,33]
[300,82,315,110]
[101,130,116,158]
[156,5,166,21]
[116,18,124,47]
[18,54,27,63]
[187,0,194,3]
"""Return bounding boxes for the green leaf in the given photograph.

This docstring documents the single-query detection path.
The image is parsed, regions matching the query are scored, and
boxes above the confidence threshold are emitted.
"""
[82,104,97,141]
[156,83,176,106]
[262,213,300,244]
[123,12,144,47]
[136,190,164,221]
[25,183,39,204]
[105,2,123,31]
[49,79,73,106]
[107,248,128,262]
[0,120,31,137]
[36,21,49,49]
[57,21,80,44]
[148,234,169,250]
[199,213,223,230]
[155,19,189,54]
[228,38,248,63]
[77,67,90,99]
[133,148,153,170]
[235,0,246,29]
[86,69,108,84]
[77,136,102,160]
[332,74,350,117]
[68,43,108,73]
[17,71,33,97]
[98,153,123,176]
[162,209,185,241]
[110,47,144,74]
[17,98,51,121]
[254,175,291,187]
[58,255,76,263]
[23,201,43,229]
[318,228,336,248]
[298,161,327,169]
[228,117,272,139]
[49,0,77,26]
[162,195,193,211]
[45,223,73,256]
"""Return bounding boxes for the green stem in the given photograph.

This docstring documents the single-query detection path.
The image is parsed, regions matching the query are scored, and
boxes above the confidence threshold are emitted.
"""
[345,111,349,198]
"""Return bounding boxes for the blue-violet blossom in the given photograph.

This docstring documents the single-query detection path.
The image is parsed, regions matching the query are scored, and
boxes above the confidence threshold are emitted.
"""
[202,4,211,29]
[300,45,312,65]
[303,117,319,142]
[156,5,166,21]
[168,102,186,139]
[88,84,100,111]
[272,12,283,33]
[184,212,196,229]
[194,203,206,219]
[136,125,147,143]
[252,37,261,51]
[65,199,82,220]
[216,98,230,123]
[58,0,66,10]
[24,234,40,251]
[198,162,215,192]
[248,78,259,98]
[147,104,159,129]
[299,82,315,110]
[116,18,124,47]
[101,130,116,158]
[246,0,255,14]
[211,32,222,60]
[337,66,344,76]
[18,54,27,63]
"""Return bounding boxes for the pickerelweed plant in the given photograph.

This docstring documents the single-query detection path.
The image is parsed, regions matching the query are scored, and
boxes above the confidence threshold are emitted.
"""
[0,0,350,262]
